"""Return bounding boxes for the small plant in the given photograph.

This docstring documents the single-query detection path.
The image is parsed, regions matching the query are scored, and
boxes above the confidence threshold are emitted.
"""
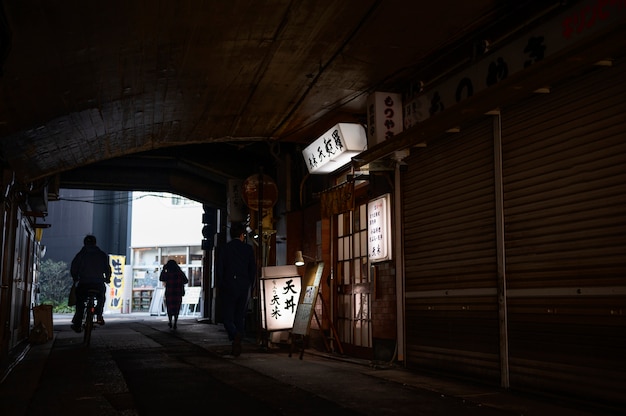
[52,302,74,314]
[38,258,72,310]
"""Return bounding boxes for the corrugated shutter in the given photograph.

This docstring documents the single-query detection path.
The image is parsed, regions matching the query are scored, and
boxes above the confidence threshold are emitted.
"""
[402,118,500,382]
[401,61,626,406]
[501,63,626,405]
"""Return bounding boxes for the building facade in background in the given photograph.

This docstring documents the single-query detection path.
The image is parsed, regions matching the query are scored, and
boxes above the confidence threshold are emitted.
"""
[130,192,203,313]
[41,190,203,314]
[41,189,131,266]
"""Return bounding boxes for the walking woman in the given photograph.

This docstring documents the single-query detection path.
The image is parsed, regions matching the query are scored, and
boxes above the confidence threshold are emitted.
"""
[159,260,189,329]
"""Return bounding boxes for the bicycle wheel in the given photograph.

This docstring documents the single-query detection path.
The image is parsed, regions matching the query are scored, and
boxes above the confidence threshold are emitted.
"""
[83,299,94,346]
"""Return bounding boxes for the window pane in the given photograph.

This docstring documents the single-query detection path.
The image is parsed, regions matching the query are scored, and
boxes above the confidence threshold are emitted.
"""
[162,247,186,265]
[133,248,158,266]
[188,267,202,286]
[337,213,344,237]
[343,261,350,285]
[338,237,344,261]
[336,261,342,285]
[190,248,203,265]
[348,211,353,234]
[360,230,367,258]
[361,257,369,283]
[342,294,351,317]
[133,269,159,288]
[359,204,367,231]
[361,293,370,319]
[353,259,360,283]
[355,293,363,320]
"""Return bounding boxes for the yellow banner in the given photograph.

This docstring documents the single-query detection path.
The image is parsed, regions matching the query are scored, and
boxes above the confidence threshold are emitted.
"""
[108,255,126,311]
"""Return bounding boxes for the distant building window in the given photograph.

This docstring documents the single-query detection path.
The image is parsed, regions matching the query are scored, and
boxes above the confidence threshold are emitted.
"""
[170,194,198,206]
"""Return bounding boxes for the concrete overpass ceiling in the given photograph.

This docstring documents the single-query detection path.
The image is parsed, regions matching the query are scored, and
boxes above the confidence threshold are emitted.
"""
[58,142,282,206]
[0,0,564,196]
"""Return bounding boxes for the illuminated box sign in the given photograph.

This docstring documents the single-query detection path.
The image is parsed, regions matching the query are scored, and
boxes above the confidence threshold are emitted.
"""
[261,266,302,331]
[302,123,367,174]
[368,194,392,262]
[366,92,403,146]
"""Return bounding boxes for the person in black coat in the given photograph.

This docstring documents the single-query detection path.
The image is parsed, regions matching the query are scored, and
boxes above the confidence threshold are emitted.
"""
[70,235,112,332]
[215,222,256,356]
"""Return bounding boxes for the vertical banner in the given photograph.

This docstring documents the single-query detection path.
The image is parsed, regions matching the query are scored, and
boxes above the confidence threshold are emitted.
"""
[107,255,126,313]
[366,92,403,146]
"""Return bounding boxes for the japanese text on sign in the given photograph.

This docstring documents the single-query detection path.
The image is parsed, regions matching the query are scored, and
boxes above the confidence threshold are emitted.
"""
[368,194,391,262]
[403,0,626,129]
[107,255,125,312]
[261,276,302,331]
[367,92,403,145]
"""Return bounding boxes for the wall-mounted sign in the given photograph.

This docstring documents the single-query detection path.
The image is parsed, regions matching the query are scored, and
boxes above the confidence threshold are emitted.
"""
[366,92,403,146]
[403,0,626,129]
[368,194,392,262]
[261,265,302,331]
[302,123,367,174]
[320,181,354,218]
[227,179,246,222]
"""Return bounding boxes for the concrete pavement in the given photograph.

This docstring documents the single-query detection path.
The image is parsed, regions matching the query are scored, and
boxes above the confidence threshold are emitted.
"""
[0,313,619,415]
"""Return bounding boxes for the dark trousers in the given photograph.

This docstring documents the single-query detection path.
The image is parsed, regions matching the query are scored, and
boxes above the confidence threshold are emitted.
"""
[221,287,251,341]
[72,282,105,324]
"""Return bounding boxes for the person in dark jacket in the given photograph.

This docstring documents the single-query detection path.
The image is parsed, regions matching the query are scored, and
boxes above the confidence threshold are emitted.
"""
[70,235,112,332]
[216,222,256,356]
[159,259,189,329]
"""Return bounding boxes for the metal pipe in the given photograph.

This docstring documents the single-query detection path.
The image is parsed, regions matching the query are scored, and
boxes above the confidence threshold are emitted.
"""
[393,153,406,362]
[492,110,510,388]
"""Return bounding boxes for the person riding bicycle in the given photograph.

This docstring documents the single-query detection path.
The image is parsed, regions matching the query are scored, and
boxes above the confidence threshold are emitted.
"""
[70,235,112,332]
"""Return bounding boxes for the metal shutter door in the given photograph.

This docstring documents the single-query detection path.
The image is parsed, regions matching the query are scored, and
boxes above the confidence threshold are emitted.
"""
[402,118,499,382]
[501,63,626,405]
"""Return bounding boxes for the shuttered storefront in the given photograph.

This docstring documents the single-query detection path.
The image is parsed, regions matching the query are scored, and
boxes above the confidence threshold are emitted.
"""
[402,60,626,405]
[403,118,500,382]
[501,63,626,404]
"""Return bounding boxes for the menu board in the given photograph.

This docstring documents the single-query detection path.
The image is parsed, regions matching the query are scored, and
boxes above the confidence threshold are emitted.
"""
[291,262,324,336]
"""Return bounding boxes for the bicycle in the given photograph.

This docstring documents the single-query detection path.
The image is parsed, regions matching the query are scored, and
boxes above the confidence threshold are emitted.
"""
[82,289,100,346]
